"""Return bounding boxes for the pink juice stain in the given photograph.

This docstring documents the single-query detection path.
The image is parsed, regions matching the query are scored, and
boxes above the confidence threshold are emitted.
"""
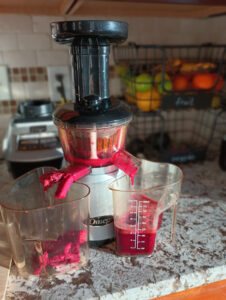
[32,229,87,275]
[65,155,113,167]
[114,194,162,256]
[111,150,140,186]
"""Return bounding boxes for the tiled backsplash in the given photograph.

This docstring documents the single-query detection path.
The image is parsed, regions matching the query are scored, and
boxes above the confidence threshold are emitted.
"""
[1,14,226,115]
[0,67,48,113]
[9,67,47,82]
[0,65,119,114]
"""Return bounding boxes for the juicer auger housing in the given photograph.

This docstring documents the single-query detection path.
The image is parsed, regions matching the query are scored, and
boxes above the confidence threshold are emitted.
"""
[51,20,128,113]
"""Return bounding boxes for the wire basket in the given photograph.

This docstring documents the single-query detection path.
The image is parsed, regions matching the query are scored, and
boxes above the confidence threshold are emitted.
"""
[113,43,226,112]
[114,43,226,163]
[125,106,226,164]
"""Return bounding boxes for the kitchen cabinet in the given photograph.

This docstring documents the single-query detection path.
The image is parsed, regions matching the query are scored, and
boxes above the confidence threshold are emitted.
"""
[0,0,226,18]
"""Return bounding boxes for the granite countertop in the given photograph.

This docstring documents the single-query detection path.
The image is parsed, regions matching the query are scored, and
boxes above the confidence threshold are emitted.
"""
[1,160,226,300]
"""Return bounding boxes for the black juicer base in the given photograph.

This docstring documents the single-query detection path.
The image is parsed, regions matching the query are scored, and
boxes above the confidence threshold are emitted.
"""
[7,158,63,179]
[89,238,115,248]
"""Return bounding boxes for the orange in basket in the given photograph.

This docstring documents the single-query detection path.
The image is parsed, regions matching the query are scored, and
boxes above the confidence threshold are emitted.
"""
[192,73,215,90]
[125,92,136,104]
[136,87,161,112]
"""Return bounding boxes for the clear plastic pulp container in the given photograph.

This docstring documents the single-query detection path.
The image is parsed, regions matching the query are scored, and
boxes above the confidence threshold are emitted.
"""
[109,160,183,256]
[0,167,90,277]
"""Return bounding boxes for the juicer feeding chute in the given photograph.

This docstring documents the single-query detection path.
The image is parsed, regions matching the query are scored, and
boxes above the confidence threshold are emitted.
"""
[51,20,128,113]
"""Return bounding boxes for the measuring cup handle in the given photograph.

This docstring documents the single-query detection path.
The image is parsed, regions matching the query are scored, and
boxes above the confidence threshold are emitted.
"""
[156,190,180,241]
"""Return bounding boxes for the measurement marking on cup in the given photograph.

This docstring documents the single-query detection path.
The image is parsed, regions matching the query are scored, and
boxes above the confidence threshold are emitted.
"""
[128,199,148,250]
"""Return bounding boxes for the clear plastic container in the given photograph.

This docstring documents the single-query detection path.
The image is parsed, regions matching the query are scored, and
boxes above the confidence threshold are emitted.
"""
[109,159,183,256]
[57,125,128,167]
[0,167,90,277]
[53,103,132,167]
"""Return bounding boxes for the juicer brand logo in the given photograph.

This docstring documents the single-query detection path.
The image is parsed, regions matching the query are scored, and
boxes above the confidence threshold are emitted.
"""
[90,216,113,226]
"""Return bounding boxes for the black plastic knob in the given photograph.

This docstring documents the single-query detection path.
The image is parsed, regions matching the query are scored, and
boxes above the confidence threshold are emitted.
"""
[51,20,128,45]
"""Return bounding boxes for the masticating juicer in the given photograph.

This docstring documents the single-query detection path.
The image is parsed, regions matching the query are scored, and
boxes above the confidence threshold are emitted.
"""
[51,20,132,246]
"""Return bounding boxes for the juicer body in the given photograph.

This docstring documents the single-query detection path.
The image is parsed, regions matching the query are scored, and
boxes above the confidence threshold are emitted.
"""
[78,165,124,246]
[49,20,131,245]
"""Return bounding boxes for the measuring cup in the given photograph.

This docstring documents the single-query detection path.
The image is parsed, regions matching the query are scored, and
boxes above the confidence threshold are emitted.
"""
[109,159,183,256]
[0,167,90,277]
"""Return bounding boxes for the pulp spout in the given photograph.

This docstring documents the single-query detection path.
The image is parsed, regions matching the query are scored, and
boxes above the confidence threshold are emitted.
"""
[111,150,141,186]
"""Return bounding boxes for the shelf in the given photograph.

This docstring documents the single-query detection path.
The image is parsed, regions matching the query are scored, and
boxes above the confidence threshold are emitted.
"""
[0,0,226,18]
[69,0,226,18]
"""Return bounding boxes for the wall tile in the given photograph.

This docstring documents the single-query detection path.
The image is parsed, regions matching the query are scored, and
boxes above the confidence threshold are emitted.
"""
[11,82,26,100]
[3,51,37,67]
[0,52,4,64]
[24,82,49,100]
[0,34,18,51]
[51,39,68,50]
[109,78,122,96]
[32,15,66,33]
[0,15,32,33]
[18,33,51,50]
[37,50,70,66]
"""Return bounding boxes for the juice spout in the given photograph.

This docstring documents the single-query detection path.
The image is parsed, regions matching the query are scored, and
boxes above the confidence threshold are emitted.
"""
[111,150,141,186]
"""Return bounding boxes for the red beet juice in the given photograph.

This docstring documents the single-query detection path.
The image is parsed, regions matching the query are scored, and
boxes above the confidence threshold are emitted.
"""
[114,194,162,256]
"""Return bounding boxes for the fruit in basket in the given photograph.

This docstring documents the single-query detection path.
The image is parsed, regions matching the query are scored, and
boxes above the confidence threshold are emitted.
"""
[192,73,215,90]
[136,87,161,112]
[115,63,128,76]
[173,75,189,91]
[180,62,216,73]
[121,71,133,85]
[125,82,136,103]
[126,82,136,96]
[157,79,173,94]
[211,96,221,108]
[154,72,171,84]
[127,77,136,90]
[135,73,152,92]
[211,73,224,91]
[154,59,186,74]
[125,93,136,104]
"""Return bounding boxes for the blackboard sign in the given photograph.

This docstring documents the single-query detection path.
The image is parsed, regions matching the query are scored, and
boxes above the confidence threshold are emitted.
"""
[161,94,213,110]
[160,149,206,164]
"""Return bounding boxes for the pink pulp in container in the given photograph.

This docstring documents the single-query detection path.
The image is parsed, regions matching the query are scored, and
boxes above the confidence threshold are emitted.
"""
[32,229,87,275]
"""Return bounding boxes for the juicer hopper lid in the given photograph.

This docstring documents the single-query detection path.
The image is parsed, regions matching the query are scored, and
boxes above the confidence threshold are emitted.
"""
[51,20,128,44]
[53,100,132,129]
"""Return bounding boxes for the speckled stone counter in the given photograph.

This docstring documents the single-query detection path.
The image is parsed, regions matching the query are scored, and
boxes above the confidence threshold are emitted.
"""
[2,160,226,300]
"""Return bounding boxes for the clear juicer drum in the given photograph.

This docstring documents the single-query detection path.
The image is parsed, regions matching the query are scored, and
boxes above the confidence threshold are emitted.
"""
[57,124,128,167]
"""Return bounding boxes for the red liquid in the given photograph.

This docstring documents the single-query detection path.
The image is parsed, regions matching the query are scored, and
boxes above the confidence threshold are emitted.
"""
[32,229,87,274]
[65,155,113,167]
[114,194,162,256]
